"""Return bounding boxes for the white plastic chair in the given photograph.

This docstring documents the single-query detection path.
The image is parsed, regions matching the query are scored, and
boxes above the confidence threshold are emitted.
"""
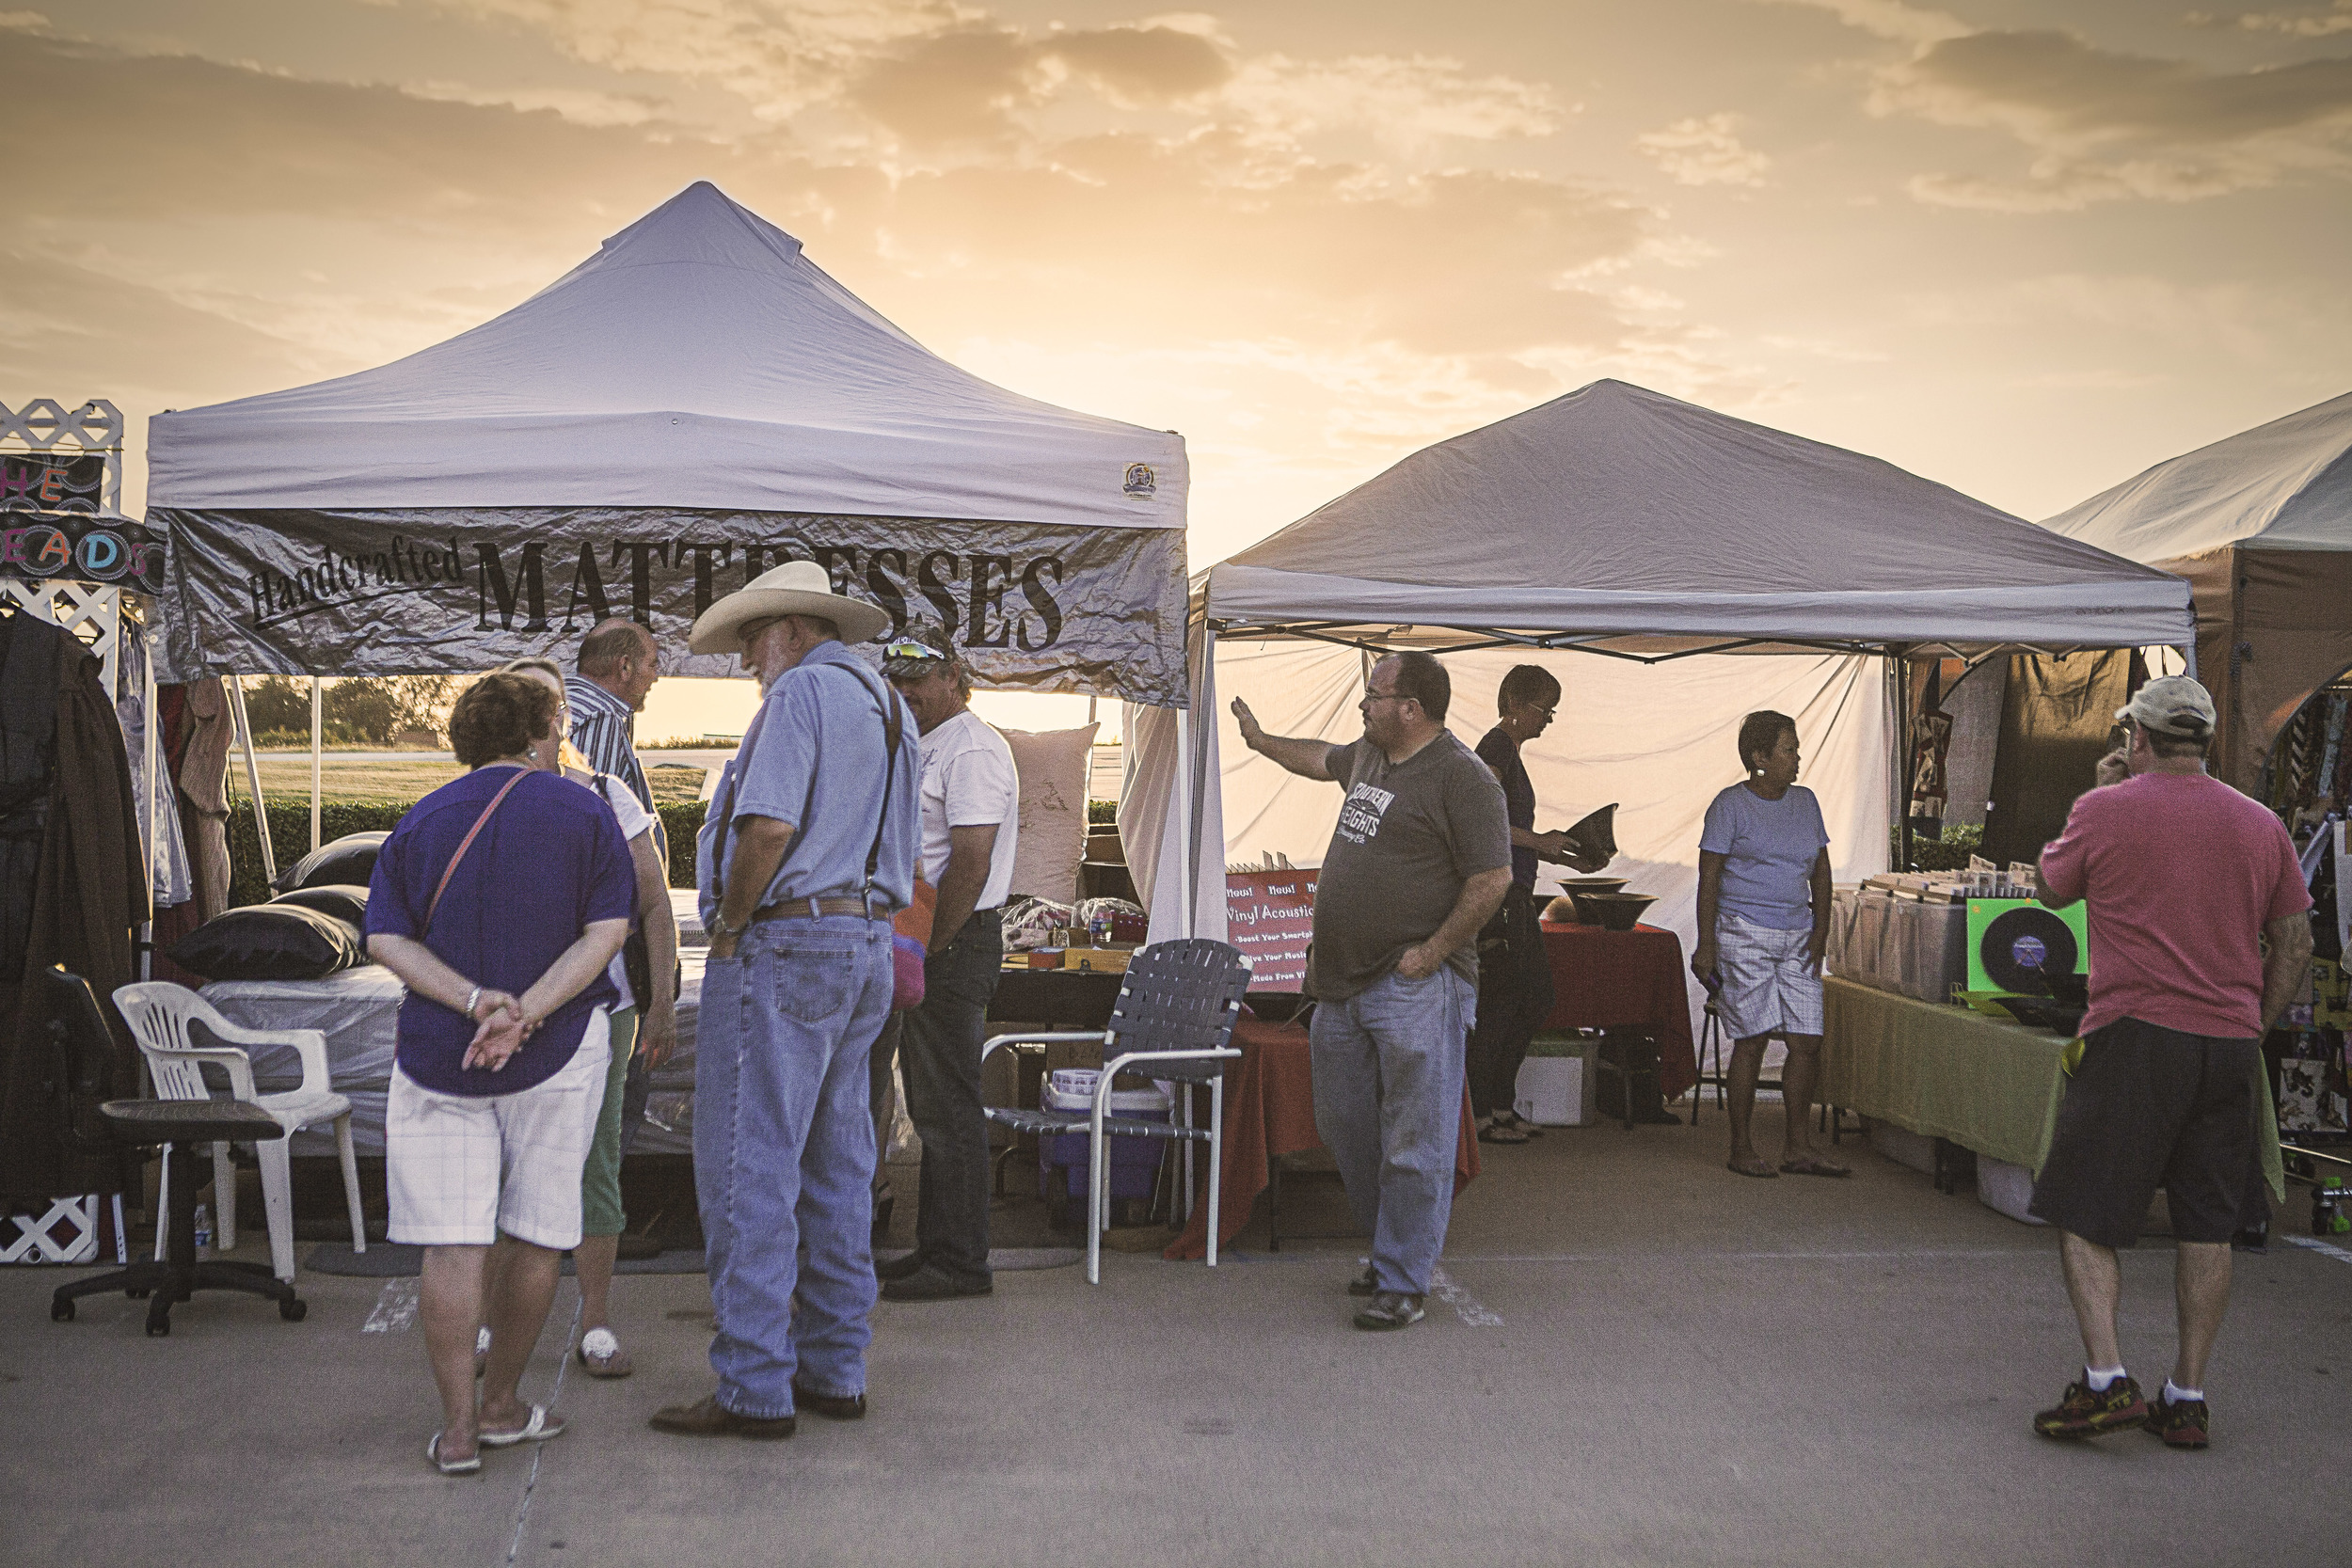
[113,981,366,1282]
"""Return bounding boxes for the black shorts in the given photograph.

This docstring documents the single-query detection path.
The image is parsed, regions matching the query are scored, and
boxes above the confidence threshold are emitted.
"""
[2028,1016,2260,1249]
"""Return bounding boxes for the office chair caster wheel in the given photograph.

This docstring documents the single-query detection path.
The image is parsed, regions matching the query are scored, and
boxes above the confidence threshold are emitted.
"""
[279,1297,307,1323]
[51,1297,73,1322]
[126,1287,149,1299]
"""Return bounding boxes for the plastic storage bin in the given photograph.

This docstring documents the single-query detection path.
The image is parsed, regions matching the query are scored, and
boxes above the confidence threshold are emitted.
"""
[1038,1075,1171,1208]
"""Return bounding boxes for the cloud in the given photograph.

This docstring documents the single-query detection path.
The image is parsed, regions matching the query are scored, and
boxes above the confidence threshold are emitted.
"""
[1748,0,1967,46]
[1877,29,2352,209]
[845,21,1232,146]
[2195,3,2352,37]
[1635,114,1772,185]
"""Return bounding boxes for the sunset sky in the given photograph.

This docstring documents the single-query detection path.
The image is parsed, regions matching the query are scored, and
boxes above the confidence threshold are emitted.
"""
[5,0,2348,739]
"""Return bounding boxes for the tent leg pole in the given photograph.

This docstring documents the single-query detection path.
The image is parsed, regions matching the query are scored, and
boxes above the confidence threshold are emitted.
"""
[1175,706,1193,941]
[1893,656,1913,874]
[227,678,277,888]
[139,627,159,979]
[310,676,324,853]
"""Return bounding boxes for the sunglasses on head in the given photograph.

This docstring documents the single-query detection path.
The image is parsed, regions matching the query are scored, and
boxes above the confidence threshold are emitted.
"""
[882,641,949,663]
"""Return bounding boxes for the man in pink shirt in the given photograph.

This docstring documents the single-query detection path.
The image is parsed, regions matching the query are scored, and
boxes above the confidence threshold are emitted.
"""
[2026,676,2312,1451]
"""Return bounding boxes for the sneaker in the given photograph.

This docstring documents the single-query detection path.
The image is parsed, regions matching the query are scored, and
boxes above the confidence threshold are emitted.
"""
[1476,1115,1529,1146]
[1353,1291,1426,1331]
[1496,1111,1545,1139]
[2147,1394,2210,1449]
[1346,1264,1378,1297]
[2032,1375,2149,1439]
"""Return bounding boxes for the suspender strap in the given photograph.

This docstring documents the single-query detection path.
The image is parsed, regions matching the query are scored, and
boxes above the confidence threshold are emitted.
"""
[424,768,531,933]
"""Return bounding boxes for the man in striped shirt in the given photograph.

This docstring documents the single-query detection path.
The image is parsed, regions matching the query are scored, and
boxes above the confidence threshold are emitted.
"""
[568,617,676,1179]
[567,618,663,853]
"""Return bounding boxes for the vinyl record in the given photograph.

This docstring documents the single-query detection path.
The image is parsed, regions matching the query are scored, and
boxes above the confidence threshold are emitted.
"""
[1980,906,2078,996]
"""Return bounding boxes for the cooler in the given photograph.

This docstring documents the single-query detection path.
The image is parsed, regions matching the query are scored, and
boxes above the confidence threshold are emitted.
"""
[1038,1070,1171,1204]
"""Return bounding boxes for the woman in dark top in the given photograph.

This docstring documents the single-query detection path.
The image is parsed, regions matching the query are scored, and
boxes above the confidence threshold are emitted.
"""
[366,673,634,1474]
[1470,664,1609,1142]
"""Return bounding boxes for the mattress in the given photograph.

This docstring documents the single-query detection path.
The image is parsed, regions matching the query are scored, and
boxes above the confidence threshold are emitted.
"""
[203,889,708,1156]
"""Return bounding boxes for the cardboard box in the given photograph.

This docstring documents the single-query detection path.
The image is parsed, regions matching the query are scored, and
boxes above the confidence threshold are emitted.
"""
[1062,948,1132,974]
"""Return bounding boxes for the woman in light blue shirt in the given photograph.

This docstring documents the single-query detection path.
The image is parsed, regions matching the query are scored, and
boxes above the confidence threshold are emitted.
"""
[1692,710,1847,1180]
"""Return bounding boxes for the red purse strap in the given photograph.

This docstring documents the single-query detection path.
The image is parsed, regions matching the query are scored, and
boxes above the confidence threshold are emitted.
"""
[424,768,532,933]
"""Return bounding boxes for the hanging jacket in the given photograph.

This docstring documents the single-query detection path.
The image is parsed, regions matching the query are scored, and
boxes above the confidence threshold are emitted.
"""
[0,620,146,1200]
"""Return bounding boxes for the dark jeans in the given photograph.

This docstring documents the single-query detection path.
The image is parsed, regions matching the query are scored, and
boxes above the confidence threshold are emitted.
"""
[1467,883,1557,1117]
[898,907,1004,1284]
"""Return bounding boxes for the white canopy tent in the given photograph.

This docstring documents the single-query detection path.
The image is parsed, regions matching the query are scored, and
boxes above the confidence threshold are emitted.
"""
[148,179,1185,531]
[144,180,1193,856]
[1123,382,2194,1022]
[2041,388,2352,792]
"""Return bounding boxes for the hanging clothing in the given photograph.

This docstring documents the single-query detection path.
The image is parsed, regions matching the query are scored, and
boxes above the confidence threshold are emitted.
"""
[0,619,147,1200]
[175,677,234,923]
[112,621,193,910]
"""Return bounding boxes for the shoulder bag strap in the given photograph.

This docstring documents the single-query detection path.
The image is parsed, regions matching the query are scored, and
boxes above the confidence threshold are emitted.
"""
[423,768,532,933]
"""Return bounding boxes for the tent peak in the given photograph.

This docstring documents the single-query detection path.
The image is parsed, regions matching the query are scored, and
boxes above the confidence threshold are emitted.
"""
[585,179,807,271]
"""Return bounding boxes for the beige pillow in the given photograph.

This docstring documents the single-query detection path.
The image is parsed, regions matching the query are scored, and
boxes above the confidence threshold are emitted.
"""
[998,723,1099,907]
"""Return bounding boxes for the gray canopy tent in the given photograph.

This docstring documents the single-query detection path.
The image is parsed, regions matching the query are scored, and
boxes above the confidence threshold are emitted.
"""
[1124,379,2195,940]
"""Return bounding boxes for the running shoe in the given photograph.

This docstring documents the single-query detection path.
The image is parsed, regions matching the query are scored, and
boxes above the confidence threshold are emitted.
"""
[2031,1375,2149,1439]
[2147,1394,2210,1449]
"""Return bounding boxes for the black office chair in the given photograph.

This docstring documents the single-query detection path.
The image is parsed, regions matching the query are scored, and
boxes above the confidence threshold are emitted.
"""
[40,967,306,1335]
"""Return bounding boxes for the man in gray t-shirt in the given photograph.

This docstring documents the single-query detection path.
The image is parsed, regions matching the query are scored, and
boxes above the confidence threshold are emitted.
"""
[1232,651,1512,1331]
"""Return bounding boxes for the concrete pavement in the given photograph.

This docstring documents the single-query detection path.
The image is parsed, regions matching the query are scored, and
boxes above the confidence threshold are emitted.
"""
[3,1105,2343,1567]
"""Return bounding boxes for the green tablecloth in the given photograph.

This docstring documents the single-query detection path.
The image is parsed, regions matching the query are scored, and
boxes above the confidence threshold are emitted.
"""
[1820,976,2283,1201]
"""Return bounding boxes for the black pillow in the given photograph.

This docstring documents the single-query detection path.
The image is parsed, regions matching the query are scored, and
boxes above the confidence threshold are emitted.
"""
[271,831,389,895]
[270,883,370,926]
[169,904,366,983]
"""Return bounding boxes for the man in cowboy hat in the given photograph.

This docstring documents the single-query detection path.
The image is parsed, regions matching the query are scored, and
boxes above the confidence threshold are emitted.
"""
[650,561,920,1441]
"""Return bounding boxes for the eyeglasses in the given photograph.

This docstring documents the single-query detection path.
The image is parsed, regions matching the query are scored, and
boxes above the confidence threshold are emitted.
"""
[1361,689,1413,706]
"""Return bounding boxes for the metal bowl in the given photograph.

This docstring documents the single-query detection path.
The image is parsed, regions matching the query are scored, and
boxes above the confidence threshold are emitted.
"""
[1570,891,1657,932]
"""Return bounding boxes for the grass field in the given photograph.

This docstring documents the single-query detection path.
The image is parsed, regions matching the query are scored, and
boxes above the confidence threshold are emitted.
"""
[233,752,710,806]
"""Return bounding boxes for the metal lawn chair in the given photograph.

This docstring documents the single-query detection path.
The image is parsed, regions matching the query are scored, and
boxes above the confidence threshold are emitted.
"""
[981,939,1249,1283]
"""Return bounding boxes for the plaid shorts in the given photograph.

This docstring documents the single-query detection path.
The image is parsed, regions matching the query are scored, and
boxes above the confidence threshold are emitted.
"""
[1715,914,1825,1041]
[387,1008,611,1251]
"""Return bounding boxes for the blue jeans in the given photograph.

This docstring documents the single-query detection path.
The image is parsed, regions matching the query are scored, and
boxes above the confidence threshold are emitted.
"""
[1309,966,1475,1296]
[694,914,894,1417]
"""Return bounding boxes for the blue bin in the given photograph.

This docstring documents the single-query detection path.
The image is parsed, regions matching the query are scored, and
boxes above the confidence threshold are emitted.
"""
[1038,1078,1170,1204]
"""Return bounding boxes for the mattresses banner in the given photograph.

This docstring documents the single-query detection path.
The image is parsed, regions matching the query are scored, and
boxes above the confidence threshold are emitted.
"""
[149,507,1191,706]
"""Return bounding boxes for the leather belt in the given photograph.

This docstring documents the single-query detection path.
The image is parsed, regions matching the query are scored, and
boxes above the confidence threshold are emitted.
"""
[750,896,883,923]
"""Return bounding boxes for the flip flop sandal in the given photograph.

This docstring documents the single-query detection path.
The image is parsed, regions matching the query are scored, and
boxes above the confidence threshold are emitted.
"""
[577,1328,633,1379]
[1726,1159,1779,1179]
[426,1433,483,1476]
[1779,1158,1852,1179]
[479,1404,567,1447]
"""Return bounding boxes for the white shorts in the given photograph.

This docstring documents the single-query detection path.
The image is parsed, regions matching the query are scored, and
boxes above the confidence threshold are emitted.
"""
[386,1009,611,1251]
[1716,915,1824,1041]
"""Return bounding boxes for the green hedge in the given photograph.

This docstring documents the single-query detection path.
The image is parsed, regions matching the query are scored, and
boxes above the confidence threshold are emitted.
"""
[1896,821,1983,874]
[228,796,712,906]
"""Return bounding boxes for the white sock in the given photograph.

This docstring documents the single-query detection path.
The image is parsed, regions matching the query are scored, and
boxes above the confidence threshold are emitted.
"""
[2084,1365,2127,1391]
[2163,1378,2202,1404]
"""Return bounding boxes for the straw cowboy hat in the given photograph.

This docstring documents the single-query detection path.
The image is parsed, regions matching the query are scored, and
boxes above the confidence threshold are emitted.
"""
[688,559,892,654]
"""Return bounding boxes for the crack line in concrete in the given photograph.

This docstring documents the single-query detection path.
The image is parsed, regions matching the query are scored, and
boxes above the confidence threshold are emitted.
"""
[1428,1266,1502,1327]
[2280,1234,2352,1265]
[503,1290,582,1567]
[362,1277,419,1333]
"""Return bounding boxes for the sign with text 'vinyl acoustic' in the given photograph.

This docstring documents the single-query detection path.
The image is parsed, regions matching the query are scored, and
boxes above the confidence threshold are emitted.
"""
[1225,869,1317,991]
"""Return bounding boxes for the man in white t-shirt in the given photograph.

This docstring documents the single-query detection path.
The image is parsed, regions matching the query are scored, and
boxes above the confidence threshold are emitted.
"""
[873,626,1019,1302]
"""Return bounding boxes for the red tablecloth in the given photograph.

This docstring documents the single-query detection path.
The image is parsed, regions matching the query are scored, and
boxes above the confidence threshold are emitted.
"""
[1165,1013,1481,1260]
[1538,920,1700,1101]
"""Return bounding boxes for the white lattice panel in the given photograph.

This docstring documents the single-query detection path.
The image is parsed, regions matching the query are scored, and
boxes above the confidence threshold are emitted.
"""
[0,1196,101,1264]
[0,398,122,514]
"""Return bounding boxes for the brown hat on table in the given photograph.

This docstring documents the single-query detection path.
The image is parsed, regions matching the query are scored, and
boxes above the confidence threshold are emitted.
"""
[688,559,891,655]
[2116,674,2217,739]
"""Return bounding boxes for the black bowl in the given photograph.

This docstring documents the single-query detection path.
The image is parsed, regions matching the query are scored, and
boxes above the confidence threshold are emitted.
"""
[1571,891,1657,932]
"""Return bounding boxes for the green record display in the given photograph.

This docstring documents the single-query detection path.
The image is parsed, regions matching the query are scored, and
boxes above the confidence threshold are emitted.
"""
[1965,898,2090,996]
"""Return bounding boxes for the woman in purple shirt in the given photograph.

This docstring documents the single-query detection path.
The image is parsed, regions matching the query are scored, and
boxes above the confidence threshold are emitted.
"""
[366,673,634,1473]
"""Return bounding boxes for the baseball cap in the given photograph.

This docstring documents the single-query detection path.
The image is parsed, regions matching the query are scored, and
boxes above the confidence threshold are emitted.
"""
[881,624,958,678]
[2116,674,2217,739]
